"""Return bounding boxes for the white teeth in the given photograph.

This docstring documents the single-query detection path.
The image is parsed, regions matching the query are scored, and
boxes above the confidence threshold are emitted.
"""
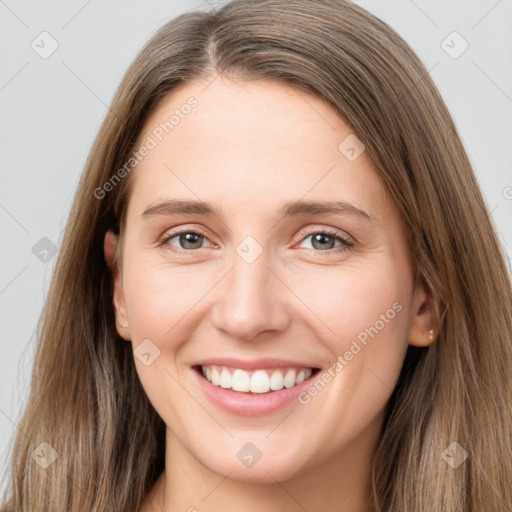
[283,369,296,388]
[250,370,270,393]
[200,365,315,393]
[232,369,250,392]
[269,370,284,390]
[211,367,220,386]
[219,369,232,388]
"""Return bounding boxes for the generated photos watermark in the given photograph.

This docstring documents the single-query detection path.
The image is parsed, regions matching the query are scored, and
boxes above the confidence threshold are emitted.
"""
[298,301,403,404]
[93,96,198,200]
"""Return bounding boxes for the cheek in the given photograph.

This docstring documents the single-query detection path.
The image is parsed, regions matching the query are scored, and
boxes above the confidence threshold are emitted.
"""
[288,258,413,407]
[291,260,410,344]
[122,255,213,344]
[121,258,212,430]
[288,263,411,434]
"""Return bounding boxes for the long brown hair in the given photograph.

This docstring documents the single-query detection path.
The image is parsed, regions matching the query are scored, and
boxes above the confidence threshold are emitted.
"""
[2,1,511,510]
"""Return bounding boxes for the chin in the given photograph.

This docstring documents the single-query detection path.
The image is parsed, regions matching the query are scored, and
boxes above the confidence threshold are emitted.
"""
[193,437,316,484]
[208,456,306,484]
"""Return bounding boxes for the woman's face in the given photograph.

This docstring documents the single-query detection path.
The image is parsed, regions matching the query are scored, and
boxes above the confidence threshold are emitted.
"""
[106,77,435,483]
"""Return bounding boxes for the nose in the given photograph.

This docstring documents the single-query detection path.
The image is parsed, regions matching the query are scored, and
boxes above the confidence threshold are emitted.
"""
[210,249,291,342]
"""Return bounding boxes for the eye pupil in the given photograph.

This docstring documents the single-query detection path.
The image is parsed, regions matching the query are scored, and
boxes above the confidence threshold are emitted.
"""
[180,232,203,249]
[312,233,335,250]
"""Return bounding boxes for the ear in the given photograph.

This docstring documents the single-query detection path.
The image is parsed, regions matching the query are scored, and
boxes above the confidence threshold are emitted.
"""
[104,230,131,340]
[407,272,440,347]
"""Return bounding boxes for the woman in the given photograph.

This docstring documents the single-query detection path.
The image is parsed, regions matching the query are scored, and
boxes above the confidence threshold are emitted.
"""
[2,0,511,510]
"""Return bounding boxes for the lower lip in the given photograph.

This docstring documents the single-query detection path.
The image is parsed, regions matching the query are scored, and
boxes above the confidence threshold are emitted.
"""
[192,367,318,416]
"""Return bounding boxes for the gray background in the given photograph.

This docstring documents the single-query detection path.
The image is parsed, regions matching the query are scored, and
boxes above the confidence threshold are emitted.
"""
[1,0,511,488]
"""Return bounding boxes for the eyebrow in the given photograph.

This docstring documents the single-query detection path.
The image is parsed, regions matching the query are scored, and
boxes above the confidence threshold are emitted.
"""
[141,199,375,223]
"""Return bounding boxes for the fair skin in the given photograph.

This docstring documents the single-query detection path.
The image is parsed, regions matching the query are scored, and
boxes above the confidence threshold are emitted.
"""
[104,76,438,512]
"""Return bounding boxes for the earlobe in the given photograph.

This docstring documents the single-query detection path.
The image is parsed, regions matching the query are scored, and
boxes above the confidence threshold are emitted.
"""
[104,229,118,269]
[104,230,131,340]
[407,274,440,348]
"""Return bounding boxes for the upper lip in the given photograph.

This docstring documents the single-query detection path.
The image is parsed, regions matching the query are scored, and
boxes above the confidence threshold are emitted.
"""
[192,357,319,371]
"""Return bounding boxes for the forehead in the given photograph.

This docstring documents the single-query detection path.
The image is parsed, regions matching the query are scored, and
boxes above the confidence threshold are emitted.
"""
[126,77,390,222]
[142,77,351,155]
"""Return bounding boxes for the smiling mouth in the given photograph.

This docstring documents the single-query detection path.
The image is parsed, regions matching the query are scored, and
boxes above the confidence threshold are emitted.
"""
[193,364,321,394]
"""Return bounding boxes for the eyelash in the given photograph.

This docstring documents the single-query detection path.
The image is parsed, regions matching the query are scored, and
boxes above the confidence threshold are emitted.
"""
[157,227,355,255]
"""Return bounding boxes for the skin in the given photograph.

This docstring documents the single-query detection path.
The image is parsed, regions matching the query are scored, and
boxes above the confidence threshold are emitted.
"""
[104,76,438,512]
